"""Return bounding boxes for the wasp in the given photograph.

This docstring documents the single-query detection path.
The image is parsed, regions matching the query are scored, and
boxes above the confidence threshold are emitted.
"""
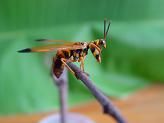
[18,20,110,78]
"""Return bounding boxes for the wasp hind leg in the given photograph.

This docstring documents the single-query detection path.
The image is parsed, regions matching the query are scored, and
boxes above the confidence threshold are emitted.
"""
[61,58,76,76]
[61,58,89,78]
[79,57,90,77]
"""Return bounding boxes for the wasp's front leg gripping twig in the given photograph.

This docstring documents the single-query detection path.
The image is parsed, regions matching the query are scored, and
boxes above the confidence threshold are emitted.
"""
[79,58,90,77]
[80,58,84,72]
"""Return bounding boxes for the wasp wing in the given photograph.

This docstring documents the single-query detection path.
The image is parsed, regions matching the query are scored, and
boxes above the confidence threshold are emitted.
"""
[18,43,86,53]
[35,39,74,44]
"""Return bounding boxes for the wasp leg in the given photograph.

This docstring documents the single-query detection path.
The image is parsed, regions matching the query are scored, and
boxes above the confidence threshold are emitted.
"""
[80,57,84,72]
[61,58,75,76]
[79,57,90,76]
[89,43,101,53]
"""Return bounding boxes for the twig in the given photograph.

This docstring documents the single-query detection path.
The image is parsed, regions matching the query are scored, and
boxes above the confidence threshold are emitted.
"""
[52,69,68,123]
[67,62,127,123]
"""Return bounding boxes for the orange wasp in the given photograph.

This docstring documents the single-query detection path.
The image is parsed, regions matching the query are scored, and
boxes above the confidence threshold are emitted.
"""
[18,20,110,78]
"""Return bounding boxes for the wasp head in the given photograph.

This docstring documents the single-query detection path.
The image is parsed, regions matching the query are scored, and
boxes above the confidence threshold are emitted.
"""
[99,39,106,48]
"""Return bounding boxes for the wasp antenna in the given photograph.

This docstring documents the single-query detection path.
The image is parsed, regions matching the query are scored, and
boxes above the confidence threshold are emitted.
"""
[105,20,111,40]
[35,39,48,42]
[17,48,31,53]
[104,19,106,40]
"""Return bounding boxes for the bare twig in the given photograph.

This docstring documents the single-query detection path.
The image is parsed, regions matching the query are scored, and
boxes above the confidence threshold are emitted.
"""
[52,69,68,123]
[67,62,127,123]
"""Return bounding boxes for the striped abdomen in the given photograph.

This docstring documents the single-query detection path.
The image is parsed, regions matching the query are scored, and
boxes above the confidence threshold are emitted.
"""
[52,57,64,78]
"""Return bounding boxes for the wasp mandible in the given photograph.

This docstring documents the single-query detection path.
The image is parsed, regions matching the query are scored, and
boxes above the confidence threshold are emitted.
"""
[18,20,111,78]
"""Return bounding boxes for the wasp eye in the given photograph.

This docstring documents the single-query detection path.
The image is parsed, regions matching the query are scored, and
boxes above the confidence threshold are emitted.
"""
[99,39,103,45]
[100,39,106,48]
[101,40,105,44]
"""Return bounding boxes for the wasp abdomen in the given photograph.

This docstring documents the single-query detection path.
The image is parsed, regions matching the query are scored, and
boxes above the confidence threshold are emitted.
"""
[52,57,64,78]
[62,50,70,59]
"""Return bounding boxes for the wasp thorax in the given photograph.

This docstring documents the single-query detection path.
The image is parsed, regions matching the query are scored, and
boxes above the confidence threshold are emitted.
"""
[99,39,106,48]
[80,42,88,49]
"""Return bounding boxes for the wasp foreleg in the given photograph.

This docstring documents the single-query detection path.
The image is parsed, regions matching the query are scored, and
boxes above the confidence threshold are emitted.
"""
[79,57,84,72]
[89,43,101,53]
[79,57,89,76]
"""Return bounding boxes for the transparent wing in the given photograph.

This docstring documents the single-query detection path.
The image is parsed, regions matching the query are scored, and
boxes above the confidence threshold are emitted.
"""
[18,43,86,53]
[35,39,74,44]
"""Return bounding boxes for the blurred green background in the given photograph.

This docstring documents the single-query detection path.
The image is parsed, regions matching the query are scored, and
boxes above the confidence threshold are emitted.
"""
[0,0,164,115]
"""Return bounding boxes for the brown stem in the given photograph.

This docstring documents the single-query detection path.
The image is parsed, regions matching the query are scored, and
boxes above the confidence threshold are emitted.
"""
[52,69,68,123]
[67,62,127,123]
